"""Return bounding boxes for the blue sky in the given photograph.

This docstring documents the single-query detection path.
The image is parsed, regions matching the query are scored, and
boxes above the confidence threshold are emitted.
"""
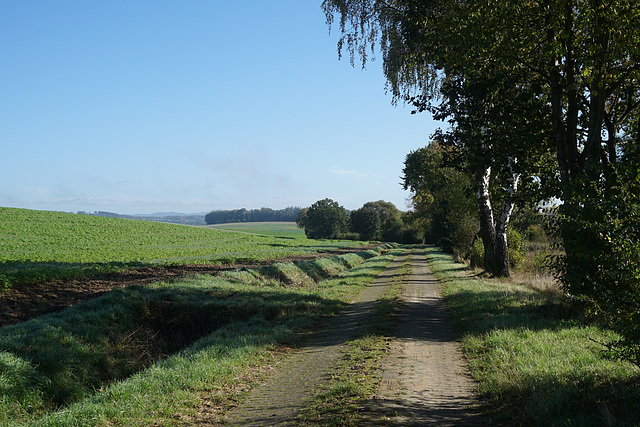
[1,1,437,215]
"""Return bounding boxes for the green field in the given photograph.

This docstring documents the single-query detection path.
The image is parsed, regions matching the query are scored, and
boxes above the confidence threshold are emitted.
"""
[0,235,398,425]
[206,221,305,238]
[0,208,363,288]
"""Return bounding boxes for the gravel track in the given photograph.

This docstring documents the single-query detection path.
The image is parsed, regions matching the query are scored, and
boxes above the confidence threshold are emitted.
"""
[221,248,485,425]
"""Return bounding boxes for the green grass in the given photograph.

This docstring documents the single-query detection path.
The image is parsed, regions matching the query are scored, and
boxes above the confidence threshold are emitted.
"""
[0,208,364,289]
[0,246,401,426]
[206,222,306,239]
[426,246,640,426]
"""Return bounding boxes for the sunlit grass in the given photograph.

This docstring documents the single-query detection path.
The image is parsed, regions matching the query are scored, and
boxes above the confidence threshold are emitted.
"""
[0,246,402,426]
[427,247,640,425]
[206,222,306,239]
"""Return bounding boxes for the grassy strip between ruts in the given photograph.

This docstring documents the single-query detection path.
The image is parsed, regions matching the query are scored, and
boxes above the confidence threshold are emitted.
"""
[425,246,640,426]
[301,252,411,426]
[0,245,402,426]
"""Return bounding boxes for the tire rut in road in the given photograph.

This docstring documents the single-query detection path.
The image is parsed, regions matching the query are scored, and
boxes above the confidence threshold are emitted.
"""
[368,250,486,425]
[222,251,411,426]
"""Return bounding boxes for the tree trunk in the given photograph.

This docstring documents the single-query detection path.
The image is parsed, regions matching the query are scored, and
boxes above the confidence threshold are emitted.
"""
[549,64,571,194]
[494,158,521,278]
[475,159,520,277]
[475,165,499,275]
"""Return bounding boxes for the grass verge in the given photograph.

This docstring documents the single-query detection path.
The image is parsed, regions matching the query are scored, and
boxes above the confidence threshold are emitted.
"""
[301,252,411,426]
[425,246,640,426]
[0,245,400,426]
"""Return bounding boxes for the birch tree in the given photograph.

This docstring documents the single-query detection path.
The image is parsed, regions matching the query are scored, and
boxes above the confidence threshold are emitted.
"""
[323,0,550,276]
[323,0,640,363]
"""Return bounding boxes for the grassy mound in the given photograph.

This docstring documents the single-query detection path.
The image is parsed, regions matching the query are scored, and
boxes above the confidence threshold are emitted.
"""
[0,245,399,425]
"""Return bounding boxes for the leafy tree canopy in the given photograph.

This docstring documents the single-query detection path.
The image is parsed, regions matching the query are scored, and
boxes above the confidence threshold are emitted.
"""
[303,199,350,239]
[350,205,382,240]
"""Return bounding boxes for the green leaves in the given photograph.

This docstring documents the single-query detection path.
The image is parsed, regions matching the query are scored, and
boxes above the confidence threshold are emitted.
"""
[558,169,640,367]
[303,199,350,240]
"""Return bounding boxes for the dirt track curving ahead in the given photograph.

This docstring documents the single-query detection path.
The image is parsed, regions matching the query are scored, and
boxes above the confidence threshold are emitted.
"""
[220,248,486,425]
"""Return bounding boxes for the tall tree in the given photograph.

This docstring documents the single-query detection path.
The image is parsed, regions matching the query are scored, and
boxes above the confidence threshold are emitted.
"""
[464,1,640,362]
[323,0,640,363]
[423,71,553,276]
[302,198,350,239]
[323,0,552,276]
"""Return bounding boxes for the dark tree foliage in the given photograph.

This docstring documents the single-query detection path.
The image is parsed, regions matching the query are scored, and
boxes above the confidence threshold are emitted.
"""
[295,208,308,229]
[350,206,381,240]
[298,199,420,243]
[362,200,402,229]
[555,146,640,367]
[205,207,301,225]
[303,199,350,239]
[402,142,478,255]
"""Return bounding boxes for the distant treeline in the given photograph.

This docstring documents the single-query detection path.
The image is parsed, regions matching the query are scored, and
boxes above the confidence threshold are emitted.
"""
[205,207,301,224]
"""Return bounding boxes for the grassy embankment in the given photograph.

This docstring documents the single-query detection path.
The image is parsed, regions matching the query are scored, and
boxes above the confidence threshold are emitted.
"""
[0,207,401,425]
[427,247,640,426]
[0,207,362,289]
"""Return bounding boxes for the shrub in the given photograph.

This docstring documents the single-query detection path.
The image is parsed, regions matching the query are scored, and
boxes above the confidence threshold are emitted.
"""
[557,175,640,368]
[526,224,548,243]
[437,237,454,253]
[469,239,484,268]
[507,228,526,269]
[467,229,526,271]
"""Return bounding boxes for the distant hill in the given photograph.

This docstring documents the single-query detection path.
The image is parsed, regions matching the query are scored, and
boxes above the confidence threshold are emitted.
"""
[77,211,206,226]
[131,212,205,218]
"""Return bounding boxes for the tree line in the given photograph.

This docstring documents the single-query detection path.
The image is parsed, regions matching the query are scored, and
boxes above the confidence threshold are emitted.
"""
[205,207,301,224]
[296,199,422,243]
[323,1,640,368]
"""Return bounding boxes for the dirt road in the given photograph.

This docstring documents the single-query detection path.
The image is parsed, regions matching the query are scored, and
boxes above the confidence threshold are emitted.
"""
[223,248,485,425]
[368,250,485,425]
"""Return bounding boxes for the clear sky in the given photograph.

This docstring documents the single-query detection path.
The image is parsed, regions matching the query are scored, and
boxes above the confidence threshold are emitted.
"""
[1,1,438,215]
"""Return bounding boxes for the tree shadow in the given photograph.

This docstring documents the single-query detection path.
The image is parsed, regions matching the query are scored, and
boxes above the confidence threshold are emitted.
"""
[361,394,487,426]
[444,287,573,335]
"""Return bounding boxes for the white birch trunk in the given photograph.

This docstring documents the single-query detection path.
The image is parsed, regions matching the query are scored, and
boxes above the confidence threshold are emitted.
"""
[475,165,498,274]
[495,157,521,277]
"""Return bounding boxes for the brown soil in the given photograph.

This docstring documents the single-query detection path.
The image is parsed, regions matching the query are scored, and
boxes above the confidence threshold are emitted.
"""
[0,246,377,328]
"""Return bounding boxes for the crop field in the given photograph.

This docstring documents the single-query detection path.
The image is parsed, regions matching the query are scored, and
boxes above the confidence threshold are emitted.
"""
[0,208,363,288]
[0,219,398,426]
[206,221,305,238]
[0,206,395,425]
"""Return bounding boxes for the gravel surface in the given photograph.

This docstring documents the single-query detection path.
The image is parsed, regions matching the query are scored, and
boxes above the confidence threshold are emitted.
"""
[222,248,486,425]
